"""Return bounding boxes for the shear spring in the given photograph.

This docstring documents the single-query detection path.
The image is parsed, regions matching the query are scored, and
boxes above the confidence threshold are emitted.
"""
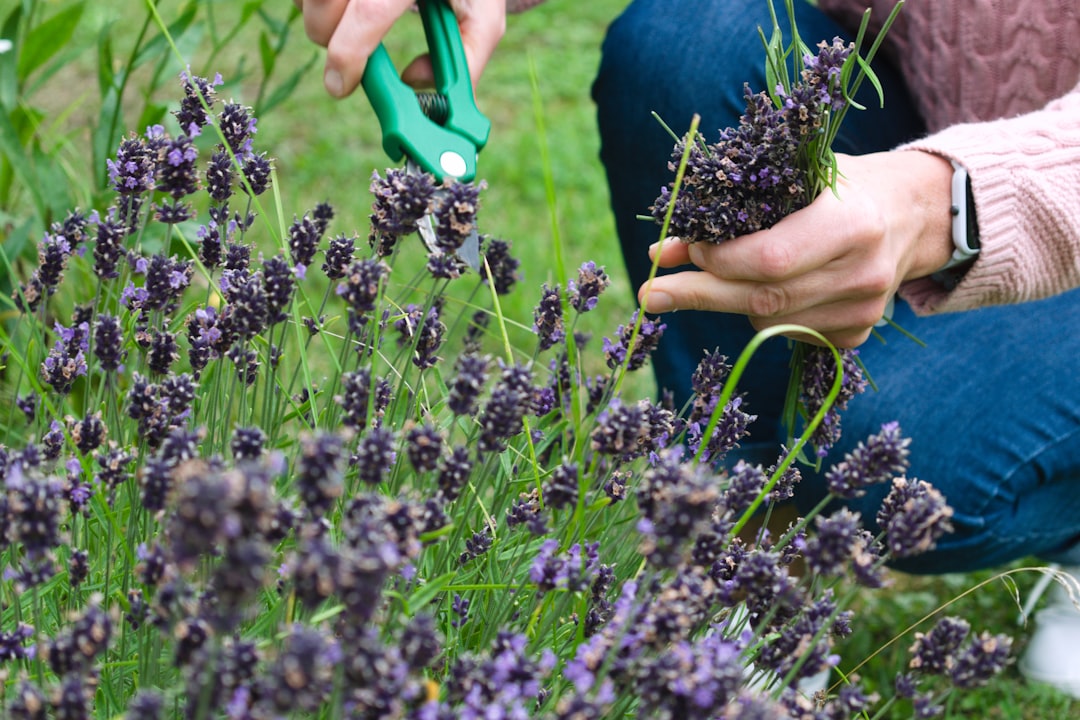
[416,92,450,124]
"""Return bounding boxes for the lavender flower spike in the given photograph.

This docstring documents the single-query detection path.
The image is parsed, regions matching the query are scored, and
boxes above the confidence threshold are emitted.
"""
[825,420,911,498]
[603,310,666,372]
[877,477,955,558]
[569,261,611,313]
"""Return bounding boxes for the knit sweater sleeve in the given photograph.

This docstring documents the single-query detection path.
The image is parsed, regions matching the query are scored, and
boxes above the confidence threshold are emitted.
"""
[506,0,545,12]
[896,81,1080,314]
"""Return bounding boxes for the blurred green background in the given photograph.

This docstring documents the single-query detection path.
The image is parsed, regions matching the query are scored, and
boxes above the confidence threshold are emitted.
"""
[1,0,1076,715]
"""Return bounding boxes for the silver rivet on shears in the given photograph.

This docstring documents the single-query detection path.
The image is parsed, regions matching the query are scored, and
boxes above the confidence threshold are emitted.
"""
[439,151,468,179]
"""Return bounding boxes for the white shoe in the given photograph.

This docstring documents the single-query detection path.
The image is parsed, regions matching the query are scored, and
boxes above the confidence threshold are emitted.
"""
[1019,565,1080,697]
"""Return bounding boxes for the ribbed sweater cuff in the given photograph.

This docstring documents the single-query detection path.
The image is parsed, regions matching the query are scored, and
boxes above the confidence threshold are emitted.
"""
[895,85,1080,315]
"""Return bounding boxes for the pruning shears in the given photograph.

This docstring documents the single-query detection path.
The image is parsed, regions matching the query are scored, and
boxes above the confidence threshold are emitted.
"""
[360,1,490,269]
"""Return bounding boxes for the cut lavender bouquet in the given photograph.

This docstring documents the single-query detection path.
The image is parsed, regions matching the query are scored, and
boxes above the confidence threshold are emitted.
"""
[0,8,1012,720]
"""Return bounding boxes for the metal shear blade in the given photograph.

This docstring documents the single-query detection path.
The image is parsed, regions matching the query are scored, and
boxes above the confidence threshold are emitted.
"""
[409,160,482,272]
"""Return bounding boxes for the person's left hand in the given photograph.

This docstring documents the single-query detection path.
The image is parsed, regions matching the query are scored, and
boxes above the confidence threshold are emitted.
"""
[638,151,957,347]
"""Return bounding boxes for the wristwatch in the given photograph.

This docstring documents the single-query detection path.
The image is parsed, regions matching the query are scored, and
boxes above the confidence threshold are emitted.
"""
[939,160,981,271]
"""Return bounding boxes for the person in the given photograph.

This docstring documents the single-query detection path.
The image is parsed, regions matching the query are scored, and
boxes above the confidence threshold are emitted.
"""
[296,0,1080,695]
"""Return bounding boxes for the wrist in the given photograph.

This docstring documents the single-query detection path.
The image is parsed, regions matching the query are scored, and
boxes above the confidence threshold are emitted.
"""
[900,151,957,280]
[933,160,981,275]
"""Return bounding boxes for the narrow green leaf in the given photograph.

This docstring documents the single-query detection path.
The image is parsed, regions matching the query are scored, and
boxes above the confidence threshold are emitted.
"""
[856,55,885,108]
[258,53,318,116]
[406,570,457,614]
[16,2,84,81]
[135,101,168,133]
[96,23,116,97]
[92,83,123,191]
[0,109,46,220]
[0,4,22,109]
[0,216,35,288]
[259,30,275,78]
[30,140,74,221]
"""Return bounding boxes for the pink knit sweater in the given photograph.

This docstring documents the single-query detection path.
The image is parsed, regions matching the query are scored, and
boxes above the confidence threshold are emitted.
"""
[818,0,1080,313]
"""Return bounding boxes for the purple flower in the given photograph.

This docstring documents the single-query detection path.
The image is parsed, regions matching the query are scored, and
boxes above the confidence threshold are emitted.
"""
[205,148,234,203]
[799,346,868,456]
[93,213,126,279]
[0,623,34,662]
[949,631,1013,688]
[369,167,436,239]
[42,420,65,461]
[765,449,802,503]
[321,233,356,279]
[69,411,106,455]
[802,508,861,577]
[652,88,803,244]
[241,152,272,195]
[287,213,321,270]
[143,253,193,312]
[448,353,489,416]
[591,398,648,459]
[432,179,482,252]
[108,134,156,195]
[265,627,335,713]
[175,70,222,132]
[825,421,911,498]
[407,305,446,369]
[451,593,470,628]
[530,540,600,594]
[6,470,64,558]
[401,614,442,670]
[231,426,266,461]
[533,283,565,351]
[477,361,533,453]
[95,444,135,497]
[909,616,970,675]
[295,432,345,518]
[36,232,72,294]
[262,253,295,324]
[436,446,473,503]
[603,310,666,372]
[686,395,756,463]
[637,449,720,568]
[459,528,493,565]
[352,426,397,486]
[569,261,610,313]
[218,101,258,157]
[406,424,443,473]
[877,477,954,558]
[336,258,389,322]
[481,236,520,295]
[16,393,37,423]
[41,323,89,394]
[337,367,392,429]
[542,461,579,510]
[147,329,179,375]
[720,460,767,516]
[156,133,199,200]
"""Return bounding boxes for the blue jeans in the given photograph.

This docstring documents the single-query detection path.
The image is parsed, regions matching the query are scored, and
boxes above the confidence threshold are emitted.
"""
[593,0,1080,574]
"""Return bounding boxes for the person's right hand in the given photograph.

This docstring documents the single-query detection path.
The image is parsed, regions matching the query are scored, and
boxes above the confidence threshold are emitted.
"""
[295,0,507,98]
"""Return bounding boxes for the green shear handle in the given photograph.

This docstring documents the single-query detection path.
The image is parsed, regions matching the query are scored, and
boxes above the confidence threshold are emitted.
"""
[360,0,491,182]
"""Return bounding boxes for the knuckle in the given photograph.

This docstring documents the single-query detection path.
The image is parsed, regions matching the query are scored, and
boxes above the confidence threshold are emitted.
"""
[755,242,795,280]
[860,263,894,296]
[746,284,788,318]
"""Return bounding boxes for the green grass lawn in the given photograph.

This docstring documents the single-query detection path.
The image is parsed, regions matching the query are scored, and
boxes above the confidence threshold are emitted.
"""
[5,0,1078,715]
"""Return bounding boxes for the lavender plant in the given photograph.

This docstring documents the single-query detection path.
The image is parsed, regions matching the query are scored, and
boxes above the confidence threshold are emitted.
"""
[0,16,1012,720]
